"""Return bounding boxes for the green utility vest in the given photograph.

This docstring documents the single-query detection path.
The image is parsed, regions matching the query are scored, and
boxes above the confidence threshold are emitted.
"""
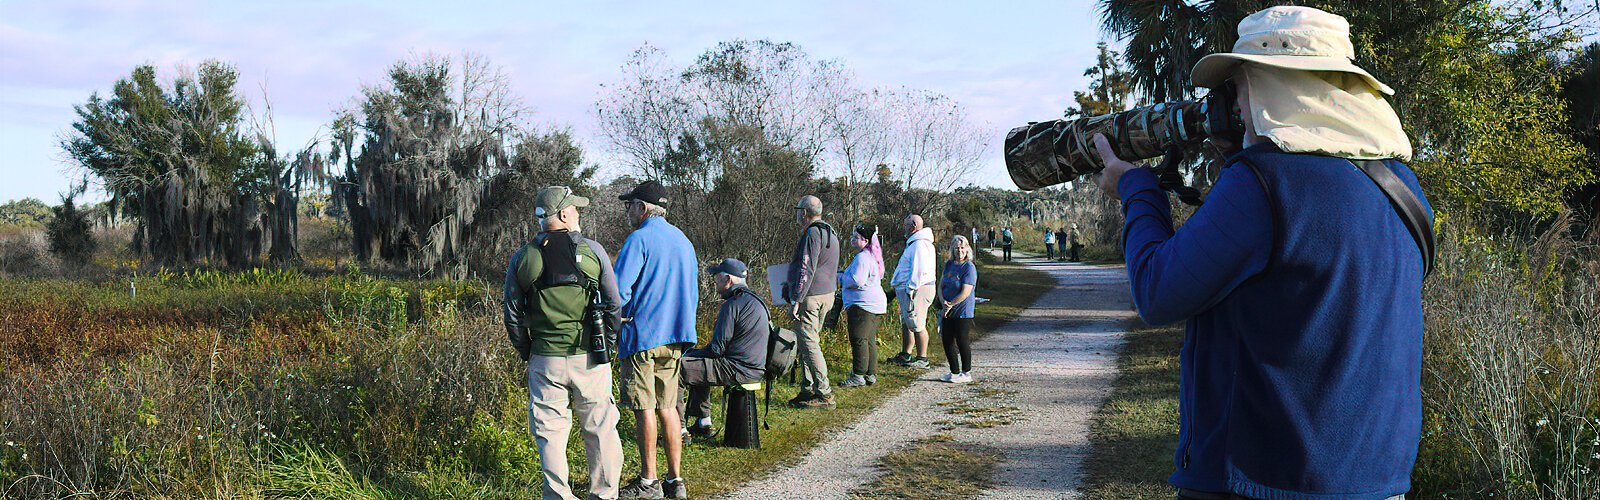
[512,232,602,357]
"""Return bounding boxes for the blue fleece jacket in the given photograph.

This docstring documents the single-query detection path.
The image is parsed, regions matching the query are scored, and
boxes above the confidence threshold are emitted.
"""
[1118,143,1428,500]
[613,216,700,358]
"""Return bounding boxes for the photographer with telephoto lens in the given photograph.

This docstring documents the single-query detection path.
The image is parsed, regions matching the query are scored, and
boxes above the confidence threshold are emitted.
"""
[1066,7,1428,500]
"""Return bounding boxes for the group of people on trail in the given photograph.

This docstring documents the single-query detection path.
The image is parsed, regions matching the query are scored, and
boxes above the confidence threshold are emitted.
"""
[504,182,982,500]
[1041,223,1084,262]
[506,5,1430,499]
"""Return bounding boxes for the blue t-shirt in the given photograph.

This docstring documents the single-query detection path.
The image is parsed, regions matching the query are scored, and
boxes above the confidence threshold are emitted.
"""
[939,261,977,318]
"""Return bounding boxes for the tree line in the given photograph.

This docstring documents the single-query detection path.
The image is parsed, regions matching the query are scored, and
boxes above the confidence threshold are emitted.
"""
[57,40,990,278]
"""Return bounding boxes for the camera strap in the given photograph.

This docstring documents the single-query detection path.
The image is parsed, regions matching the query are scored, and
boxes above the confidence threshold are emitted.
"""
[1233,158,1434,278]
[1351,159,1435,277]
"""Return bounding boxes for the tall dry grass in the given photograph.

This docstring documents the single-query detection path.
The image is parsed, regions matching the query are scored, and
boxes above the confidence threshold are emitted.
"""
[1415,212,1600,499]
[0,270,534,498]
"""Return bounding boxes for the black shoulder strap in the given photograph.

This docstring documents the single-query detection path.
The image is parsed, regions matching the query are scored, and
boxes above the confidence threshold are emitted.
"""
[1352,160,1435,277]
[808,221,835,249]
[1231,157,1281,276]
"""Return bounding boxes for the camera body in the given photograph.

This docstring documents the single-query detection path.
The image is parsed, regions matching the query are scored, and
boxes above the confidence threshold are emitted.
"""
[1004,83,1242,191]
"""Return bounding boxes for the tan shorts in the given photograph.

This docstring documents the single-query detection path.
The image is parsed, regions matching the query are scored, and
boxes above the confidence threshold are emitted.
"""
[897,285,936,334]
[618,344,683,411]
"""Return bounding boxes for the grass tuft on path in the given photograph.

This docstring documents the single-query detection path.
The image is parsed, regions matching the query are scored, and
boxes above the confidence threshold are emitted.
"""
[848,433,1003,499]
[1080,319,1183,499]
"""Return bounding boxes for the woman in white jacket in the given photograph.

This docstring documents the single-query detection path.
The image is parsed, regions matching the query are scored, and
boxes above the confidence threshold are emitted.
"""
[838,224,888,387]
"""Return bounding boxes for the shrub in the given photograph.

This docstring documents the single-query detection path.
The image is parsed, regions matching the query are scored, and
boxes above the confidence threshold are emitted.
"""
[46,195,96,267]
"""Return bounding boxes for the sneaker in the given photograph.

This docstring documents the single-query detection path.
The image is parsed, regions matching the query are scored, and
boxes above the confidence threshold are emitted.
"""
[797,392,836,409]
[939,372,957,383]
[953,372,972,384]
[618,477,664,499]
[865,374,877,385]
[839,374,868,387]
[906,357,931,369]
[662,478,688,499]
[961,371,975,383]
[786,392,814,407]
[887,352,912,365]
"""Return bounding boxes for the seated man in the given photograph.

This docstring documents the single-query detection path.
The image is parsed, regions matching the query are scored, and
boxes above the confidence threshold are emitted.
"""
[680,258,770,437]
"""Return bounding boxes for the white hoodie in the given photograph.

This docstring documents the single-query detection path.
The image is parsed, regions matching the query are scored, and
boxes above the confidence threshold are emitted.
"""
[891,227,936,292]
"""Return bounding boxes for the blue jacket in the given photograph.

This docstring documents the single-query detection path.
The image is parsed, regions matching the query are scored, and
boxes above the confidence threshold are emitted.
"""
[613,216,699,358]
[1118,143,1428,499]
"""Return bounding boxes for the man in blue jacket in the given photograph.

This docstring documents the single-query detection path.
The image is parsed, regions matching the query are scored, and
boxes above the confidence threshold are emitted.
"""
[612,180,699,500]
[1091,7,1426,500]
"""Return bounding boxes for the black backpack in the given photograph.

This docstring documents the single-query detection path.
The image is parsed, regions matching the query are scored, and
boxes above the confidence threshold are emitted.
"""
[735,287,797,428]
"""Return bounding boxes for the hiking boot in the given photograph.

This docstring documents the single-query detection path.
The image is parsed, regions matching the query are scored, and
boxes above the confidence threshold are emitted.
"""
[662,478,688,499]
[618,477,664,499]
[688,423,717,439]
[839,373,868,387]
[887,352,912,365]
[786,391,815,408]
[797,392,836,409]
[906,357,931,369]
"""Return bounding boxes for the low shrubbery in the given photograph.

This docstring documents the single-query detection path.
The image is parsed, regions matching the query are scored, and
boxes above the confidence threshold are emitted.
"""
[1414,213,1600,499]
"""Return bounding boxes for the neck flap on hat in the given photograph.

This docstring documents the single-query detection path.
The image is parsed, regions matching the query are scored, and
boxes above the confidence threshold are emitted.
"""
[1244,65,1412,161]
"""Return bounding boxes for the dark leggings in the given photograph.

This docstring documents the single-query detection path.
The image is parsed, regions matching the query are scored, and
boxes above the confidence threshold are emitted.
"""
[940,317,973,374]
[846,305,880,376]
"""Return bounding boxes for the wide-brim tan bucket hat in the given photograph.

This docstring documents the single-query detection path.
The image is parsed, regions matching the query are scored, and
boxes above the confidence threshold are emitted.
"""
[1191,6,1393,95]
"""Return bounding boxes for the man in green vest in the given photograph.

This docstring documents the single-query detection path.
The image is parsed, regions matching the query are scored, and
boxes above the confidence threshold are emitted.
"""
[504,186,624,500]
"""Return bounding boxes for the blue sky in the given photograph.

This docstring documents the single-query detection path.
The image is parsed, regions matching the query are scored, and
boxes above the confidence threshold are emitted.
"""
[0,1,1098,202]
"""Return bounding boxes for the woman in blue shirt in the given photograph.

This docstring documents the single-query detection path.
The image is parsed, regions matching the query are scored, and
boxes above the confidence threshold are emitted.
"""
[936,235,978,383]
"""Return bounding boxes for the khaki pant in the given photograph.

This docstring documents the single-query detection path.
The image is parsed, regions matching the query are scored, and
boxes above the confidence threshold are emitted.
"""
[528,354,622,500]
[793,294,834,396]
[897,285,935,335]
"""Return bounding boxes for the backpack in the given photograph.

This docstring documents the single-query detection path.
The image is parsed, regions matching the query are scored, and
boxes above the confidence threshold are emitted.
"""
[735,287,798,429]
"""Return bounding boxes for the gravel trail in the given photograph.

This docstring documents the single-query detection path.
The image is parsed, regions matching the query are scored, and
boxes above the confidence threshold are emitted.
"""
[725,253,1135,499]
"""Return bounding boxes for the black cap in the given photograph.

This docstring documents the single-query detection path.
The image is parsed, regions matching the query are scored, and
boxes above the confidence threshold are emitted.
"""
[618,180,670,206]
[705,258,748,278]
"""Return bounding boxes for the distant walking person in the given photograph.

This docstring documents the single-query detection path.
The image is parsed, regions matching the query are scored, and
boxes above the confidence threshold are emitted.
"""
[1043,227,1057,260]
[1000,227,1014,262]
[889,214,935,369]
[613,181,698,500]
[785,195,841,409]
[838,224,887,387]
[1055,227,1069,261]
[987,227,997,249]
[503,186,623,500]
[936,235,978,383]
[1068,223,1084,262]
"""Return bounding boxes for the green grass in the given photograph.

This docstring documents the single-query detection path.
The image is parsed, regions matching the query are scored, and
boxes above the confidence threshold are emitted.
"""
[1079,319,1183,499]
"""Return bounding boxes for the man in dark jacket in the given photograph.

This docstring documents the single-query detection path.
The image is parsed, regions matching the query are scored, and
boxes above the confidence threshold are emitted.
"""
[679,258,770,437]
[1091,7,1424,500]
[785,195,840,408]
[504,186,623,500]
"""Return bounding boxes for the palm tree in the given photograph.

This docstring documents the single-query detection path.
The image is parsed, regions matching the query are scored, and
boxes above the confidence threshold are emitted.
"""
[1097,1,1262,101]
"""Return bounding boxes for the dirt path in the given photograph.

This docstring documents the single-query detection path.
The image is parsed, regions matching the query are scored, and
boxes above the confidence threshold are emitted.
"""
[725,253,1135,499]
